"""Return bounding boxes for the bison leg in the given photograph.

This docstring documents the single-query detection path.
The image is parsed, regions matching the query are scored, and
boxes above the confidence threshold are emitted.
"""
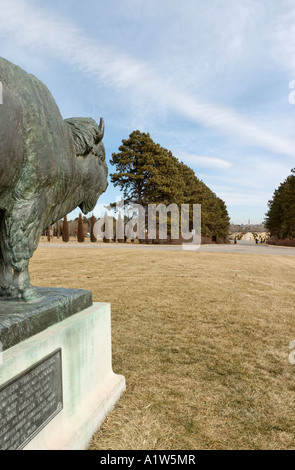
[0,251,15,297]
[13,265,41,301]
[0,211,16,297]
[1,200,43,302]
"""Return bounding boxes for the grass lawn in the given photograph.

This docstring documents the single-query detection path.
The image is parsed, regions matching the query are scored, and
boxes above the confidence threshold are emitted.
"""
[30,246,295,450]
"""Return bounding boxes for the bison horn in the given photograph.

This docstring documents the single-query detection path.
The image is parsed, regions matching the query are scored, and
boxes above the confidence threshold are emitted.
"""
[98,118,105,141]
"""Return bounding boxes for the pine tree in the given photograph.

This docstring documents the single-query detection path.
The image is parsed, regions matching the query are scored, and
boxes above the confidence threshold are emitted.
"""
[102,211,113,242]
[77,213,85,243]
[62,216,69,242]
[116,211,125,242]
[110,131,183,208]
[90,215,97,242]
[265,169,295,238]
[110,130,230,240]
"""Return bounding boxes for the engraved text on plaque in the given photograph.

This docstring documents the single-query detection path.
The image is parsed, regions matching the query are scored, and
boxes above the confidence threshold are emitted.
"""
[0,349,63,450]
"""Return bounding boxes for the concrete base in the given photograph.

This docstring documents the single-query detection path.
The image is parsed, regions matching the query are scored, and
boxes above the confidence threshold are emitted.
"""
[0,302,126,450]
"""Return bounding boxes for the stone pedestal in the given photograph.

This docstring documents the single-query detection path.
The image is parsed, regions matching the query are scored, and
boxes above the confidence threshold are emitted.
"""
[0,290,125,450]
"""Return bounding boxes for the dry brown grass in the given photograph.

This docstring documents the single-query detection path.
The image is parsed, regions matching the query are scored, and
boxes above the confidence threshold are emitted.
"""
[30,246,295,450]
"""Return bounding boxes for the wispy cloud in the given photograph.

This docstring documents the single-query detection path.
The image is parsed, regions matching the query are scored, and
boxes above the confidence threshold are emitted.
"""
[269,3,295,75]
[199,158,293,197]
[179,152,232,170]
[1,0,295,159]
[211,189,271,207]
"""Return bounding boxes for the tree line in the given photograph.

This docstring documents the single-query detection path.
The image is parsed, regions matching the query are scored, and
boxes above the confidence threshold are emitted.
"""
[45,214,97,243]
[265,168,295,239]
[45,130,230,243]
[110,130,230,241]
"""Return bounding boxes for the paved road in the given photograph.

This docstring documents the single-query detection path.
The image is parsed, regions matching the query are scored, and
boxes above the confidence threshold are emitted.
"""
[38,241,295,256]
[198,243,295,256]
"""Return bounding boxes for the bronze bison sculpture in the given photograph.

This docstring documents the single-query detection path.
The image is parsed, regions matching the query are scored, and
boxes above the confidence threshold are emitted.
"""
[0,57,108,301]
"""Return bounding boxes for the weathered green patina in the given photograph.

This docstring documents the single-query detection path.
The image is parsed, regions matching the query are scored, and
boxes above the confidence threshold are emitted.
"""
[0,287,93,350]
[0,57,108,301]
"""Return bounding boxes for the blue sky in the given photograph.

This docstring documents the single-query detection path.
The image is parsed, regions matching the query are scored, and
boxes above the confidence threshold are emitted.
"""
[1,0,295,224]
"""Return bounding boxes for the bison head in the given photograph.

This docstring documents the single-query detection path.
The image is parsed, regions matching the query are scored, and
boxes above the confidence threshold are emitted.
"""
[65,116,108,215]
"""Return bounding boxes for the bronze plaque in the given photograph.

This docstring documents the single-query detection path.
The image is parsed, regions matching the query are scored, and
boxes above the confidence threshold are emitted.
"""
[0,349,63,450]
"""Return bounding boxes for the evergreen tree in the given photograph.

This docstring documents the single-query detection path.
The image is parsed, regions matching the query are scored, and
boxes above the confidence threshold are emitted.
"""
[62,216,69,242]
[265,169,295,238]
[77,213,85,243]
[110,130,230,240]
[102,211,113,242]
[110,131,183,208]
[55,222,60,239]
[116,211,125,242]
[171,160,230,238]
[90,215,97,242]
